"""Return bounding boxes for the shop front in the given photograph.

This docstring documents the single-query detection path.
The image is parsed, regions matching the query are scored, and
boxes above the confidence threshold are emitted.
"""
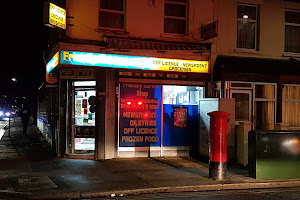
[45,46,211,160]
[117,81,206,157]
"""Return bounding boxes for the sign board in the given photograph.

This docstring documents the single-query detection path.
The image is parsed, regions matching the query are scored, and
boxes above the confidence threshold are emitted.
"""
[201,21,218,40]
[119,84,162,147]
[77,69,94,79]
[61,51,209,73]
[46,73,58,84]
[60,69,94,79]
[44,2,66,29]
[46,51,59,73]
[60,69,75,79]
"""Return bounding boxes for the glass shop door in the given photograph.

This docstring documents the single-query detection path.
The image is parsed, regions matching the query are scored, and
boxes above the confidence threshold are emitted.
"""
[72,81,96,154]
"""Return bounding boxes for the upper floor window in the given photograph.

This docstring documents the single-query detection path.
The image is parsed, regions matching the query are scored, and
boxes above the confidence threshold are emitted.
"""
[164,0,188,35]
[237,4,258,50]
[99,0,125,30]
[285,11,300,53]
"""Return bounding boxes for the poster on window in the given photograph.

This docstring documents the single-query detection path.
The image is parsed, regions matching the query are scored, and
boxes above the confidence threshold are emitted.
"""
[119,84,162,147]
[173,107,188,128]
[82,99,87,108]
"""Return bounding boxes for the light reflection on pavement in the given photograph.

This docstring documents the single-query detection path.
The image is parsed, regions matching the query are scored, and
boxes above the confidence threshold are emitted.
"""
[0,119,9,140]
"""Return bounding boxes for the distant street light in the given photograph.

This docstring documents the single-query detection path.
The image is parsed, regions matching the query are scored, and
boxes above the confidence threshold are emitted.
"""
[11,78,17,82]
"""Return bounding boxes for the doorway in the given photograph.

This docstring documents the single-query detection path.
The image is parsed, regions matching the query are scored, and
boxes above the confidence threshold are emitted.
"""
[69,81,96,155]
[226,81,276,130]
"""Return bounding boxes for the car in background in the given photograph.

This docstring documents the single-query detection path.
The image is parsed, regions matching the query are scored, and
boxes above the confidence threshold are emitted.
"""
[0,106,12,121]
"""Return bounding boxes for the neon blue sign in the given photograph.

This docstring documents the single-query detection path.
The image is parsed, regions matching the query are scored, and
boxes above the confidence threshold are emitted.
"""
[60,51,209,73]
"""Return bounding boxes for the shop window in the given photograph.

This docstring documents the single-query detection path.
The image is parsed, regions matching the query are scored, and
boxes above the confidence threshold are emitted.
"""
[99,0,125,30]
[285,11,300,53]
[163,85,204,105]
[162,85,203,147]
[254,83,276,130]
[118,84,203,150]
[237,4,258,50]
[282,85,300,128]
[164,0,188,35]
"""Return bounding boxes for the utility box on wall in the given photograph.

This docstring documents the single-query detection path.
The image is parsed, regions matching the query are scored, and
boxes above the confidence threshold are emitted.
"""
[198,98,235,162]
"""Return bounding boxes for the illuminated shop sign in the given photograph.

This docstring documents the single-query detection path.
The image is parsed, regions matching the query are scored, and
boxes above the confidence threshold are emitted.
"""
[48,3,66,29]
[60,51,209,73]
[46,52,59,73]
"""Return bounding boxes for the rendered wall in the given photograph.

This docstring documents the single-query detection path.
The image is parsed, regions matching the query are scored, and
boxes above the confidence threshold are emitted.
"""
[66,0,213,42]
[65,0,300,70]
[212,0,300,62]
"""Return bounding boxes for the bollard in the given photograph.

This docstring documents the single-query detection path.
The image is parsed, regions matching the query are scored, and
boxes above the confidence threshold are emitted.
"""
[208,111,230,180]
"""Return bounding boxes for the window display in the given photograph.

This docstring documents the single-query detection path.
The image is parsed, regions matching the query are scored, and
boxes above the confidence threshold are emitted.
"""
[163,85,204,105]
[75,90,96,126]
[118,84,204,148]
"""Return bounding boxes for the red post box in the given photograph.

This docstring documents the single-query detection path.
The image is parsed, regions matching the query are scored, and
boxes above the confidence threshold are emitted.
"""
[208,111,230,180]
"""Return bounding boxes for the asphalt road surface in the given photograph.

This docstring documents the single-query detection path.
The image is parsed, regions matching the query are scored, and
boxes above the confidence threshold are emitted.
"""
[96,187,300,200]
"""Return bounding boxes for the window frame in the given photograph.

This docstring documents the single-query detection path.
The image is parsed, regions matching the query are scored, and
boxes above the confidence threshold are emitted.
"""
[253,82,277,130]
[236,3,258,50]
[164,0,188,35]
[284,9,300,53]
[98,0,125,31]
[282,84,300,128]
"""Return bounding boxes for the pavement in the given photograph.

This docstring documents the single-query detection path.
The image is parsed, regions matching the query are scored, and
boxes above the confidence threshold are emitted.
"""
[0,118,299,200]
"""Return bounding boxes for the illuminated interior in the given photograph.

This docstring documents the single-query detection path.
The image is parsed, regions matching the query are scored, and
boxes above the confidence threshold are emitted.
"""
[163,85,205,105]
[73,81,96,153]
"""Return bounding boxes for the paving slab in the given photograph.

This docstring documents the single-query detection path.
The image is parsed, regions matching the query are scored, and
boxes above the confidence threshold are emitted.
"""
[17,176,58,191]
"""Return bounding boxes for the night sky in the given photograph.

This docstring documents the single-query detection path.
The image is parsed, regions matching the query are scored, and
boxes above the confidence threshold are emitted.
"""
[1,2,47,98]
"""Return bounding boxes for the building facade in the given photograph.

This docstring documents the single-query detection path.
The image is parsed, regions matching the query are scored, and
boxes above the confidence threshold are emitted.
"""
[41,0,300,161]
[211,0,300,131]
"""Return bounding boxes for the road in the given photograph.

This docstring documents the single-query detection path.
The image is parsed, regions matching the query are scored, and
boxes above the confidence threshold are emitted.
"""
[0,119,9,140]
[97,187,300,200]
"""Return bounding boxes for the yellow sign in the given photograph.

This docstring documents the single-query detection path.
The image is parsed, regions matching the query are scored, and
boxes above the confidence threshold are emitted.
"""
[150,58,209,73]
[49,3,66,29]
